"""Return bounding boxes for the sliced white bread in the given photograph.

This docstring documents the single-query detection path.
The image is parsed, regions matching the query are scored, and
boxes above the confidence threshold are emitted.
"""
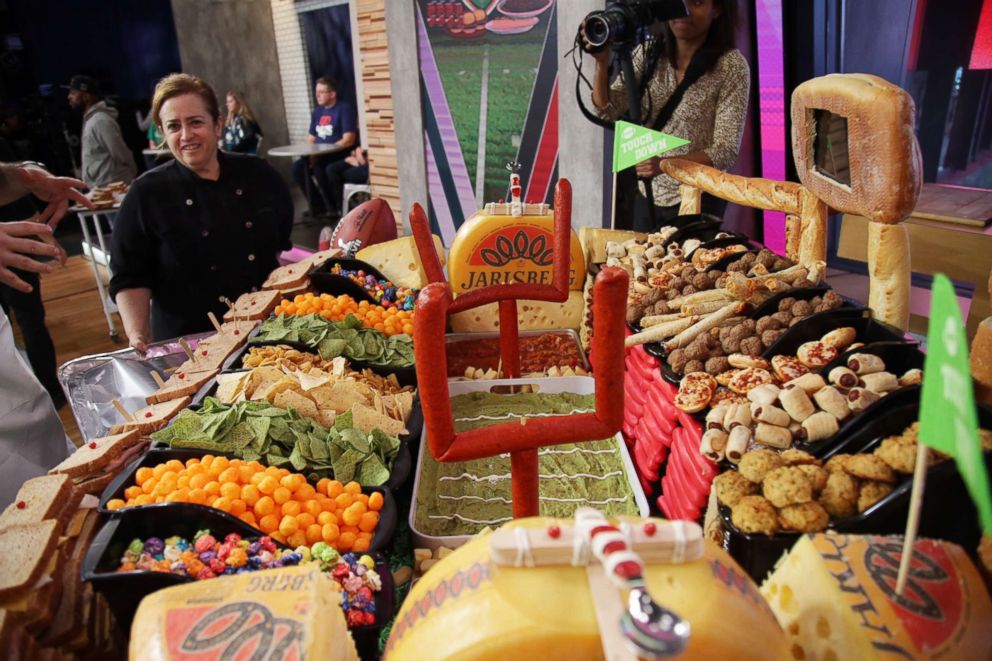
[0,475,79,531]
[223,289,281,321]
[146,369,217,405]
[48,431,141,480]
[0,520,59,601]
[109,396,191,435]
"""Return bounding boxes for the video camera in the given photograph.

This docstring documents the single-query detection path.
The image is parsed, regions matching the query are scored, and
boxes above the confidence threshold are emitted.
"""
[581,0,689,54]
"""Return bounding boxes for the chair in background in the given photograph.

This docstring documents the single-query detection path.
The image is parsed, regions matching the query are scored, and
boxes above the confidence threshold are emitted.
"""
[343,183,371,212]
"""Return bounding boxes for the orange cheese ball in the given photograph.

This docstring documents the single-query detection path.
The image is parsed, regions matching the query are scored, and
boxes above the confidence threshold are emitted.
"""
[117,457,381,553]
[274,292,414,337]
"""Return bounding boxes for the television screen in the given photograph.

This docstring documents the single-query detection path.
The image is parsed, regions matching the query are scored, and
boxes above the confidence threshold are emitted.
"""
[812,108,851,186]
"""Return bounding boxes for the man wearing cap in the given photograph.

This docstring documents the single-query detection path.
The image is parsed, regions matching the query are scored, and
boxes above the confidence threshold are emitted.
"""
[66,75,137,188]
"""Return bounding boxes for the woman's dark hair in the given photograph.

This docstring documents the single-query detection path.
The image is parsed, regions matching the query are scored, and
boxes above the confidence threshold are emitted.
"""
[661,0,738,73]
[632,0,738,124]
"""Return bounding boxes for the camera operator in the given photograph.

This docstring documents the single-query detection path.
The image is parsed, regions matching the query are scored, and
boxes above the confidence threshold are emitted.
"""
[583,0,749,230]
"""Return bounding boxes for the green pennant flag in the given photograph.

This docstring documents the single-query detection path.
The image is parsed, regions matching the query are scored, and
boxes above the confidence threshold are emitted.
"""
[612,120,691,172]
[918,273,992,532]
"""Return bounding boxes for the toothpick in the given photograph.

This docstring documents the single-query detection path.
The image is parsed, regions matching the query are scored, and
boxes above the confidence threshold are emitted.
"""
[896,442,930,595]
[112,399,134,422]
[179,337,196,361]
[150,370,166,388]
[208,311,223,333]
[220,296,235,309]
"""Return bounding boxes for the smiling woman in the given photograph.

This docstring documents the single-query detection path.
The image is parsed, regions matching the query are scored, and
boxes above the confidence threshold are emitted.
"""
[109,73,294,351]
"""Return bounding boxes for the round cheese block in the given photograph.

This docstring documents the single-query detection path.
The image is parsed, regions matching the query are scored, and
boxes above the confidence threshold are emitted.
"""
[385,517,792,660]
[448,210,587,294]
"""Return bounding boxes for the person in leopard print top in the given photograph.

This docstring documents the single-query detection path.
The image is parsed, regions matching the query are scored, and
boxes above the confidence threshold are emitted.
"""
[585,0,749,225]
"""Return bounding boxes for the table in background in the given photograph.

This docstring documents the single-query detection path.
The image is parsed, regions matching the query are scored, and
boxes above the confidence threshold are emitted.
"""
[268,143,346,216]
[837,183,992,340]
[71,205,121,339]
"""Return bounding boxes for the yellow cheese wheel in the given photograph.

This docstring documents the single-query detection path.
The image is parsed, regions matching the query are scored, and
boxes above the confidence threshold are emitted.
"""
[129,566,357,661]
[448,211,586,293]
[385,518,792,660]
[761,534,992,660]
[356,235,446,290]
[449,291,585,332]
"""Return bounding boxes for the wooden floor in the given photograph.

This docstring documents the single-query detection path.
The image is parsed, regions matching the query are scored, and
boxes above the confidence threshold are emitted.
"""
[11,256,127,447]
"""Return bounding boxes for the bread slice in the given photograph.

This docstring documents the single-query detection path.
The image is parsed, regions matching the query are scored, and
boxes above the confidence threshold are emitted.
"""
[262,263,310,291]
[0,520,59,601]
[197,320,257,356]
[48,431,141,480]
[109,396,190,435]
[262,248,340,291]
[223,289,281,321]
[0,475,79,531]
[0,609,38,661]
[146,369,217,405]
[41,510,101,646]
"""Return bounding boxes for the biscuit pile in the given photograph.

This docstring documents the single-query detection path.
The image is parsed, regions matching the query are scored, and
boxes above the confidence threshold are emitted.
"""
[715,423,992,536]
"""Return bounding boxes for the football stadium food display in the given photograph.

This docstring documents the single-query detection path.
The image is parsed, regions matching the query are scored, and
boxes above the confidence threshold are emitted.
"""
[8,73,991,660]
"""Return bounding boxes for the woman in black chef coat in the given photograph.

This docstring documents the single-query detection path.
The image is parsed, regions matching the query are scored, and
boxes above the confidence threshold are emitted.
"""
[110,74,293,353]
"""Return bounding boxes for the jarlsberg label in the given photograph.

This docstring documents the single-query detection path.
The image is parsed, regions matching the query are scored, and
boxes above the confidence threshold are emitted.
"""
[447,210,586,294]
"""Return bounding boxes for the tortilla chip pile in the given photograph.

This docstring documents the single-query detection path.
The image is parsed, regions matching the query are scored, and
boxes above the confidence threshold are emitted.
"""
[151,399,401,486]
[213,362,414,438]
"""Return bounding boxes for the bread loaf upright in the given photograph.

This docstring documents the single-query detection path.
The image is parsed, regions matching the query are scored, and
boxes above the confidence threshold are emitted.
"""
[791,73,922,224]
[867,222,910,331]
[972,317,992,408]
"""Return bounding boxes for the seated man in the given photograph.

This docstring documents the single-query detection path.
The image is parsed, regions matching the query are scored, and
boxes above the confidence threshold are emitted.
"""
[326,147,369,214]
[292,77,357,216]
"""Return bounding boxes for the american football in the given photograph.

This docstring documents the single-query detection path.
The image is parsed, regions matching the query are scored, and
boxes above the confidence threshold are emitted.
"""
[331,198,396,256]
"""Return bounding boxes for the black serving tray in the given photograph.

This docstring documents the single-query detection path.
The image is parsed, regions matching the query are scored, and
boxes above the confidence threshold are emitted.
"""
[661,217,723,247]
[97,448,398,553]
[720,394,992,582]
[761,307,906,359]
[174,373,421,492]
[309,258,393,304]
[81,502,396,639]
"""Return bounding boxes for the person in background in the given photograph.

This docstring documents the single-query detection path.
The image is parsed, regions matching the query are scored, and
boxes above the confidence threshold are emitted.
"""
[585,0,748,229]
[325,146,369,215]
[292,76,357,217]
[110,73,293,353]
[0,138,65,408]
[222,90,263,154]
[66,75,137,188]
[0,161,93,506]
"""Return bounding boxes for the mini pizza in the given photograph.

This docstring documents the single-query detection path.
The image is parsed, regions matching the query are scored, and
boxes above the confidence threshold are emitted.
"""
[771,355,809,382]
[796,341,838,369]
[674,386,712,413]
[680,371,718,393]
[727,367,774,394]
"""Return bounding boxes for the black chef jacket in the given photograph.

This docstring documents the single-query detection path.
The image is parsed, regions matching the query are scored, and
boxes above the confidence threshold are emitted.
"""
[109,151,293,341]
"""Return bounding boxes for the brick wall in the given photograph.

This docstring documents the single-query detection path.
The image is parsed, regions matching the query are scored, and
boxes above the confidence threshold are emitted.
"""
[270,1,312,143]
[356,0,400,226]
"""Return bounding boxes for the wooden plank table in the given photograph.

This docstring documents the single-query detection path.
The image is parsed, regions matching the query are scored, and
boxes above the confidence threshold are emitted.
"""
[837,184,992,340]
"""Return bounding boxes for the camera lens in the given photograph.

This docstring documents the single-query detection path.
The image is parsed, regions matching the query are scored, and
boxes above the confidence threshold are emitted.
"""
[584,15,612,48]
